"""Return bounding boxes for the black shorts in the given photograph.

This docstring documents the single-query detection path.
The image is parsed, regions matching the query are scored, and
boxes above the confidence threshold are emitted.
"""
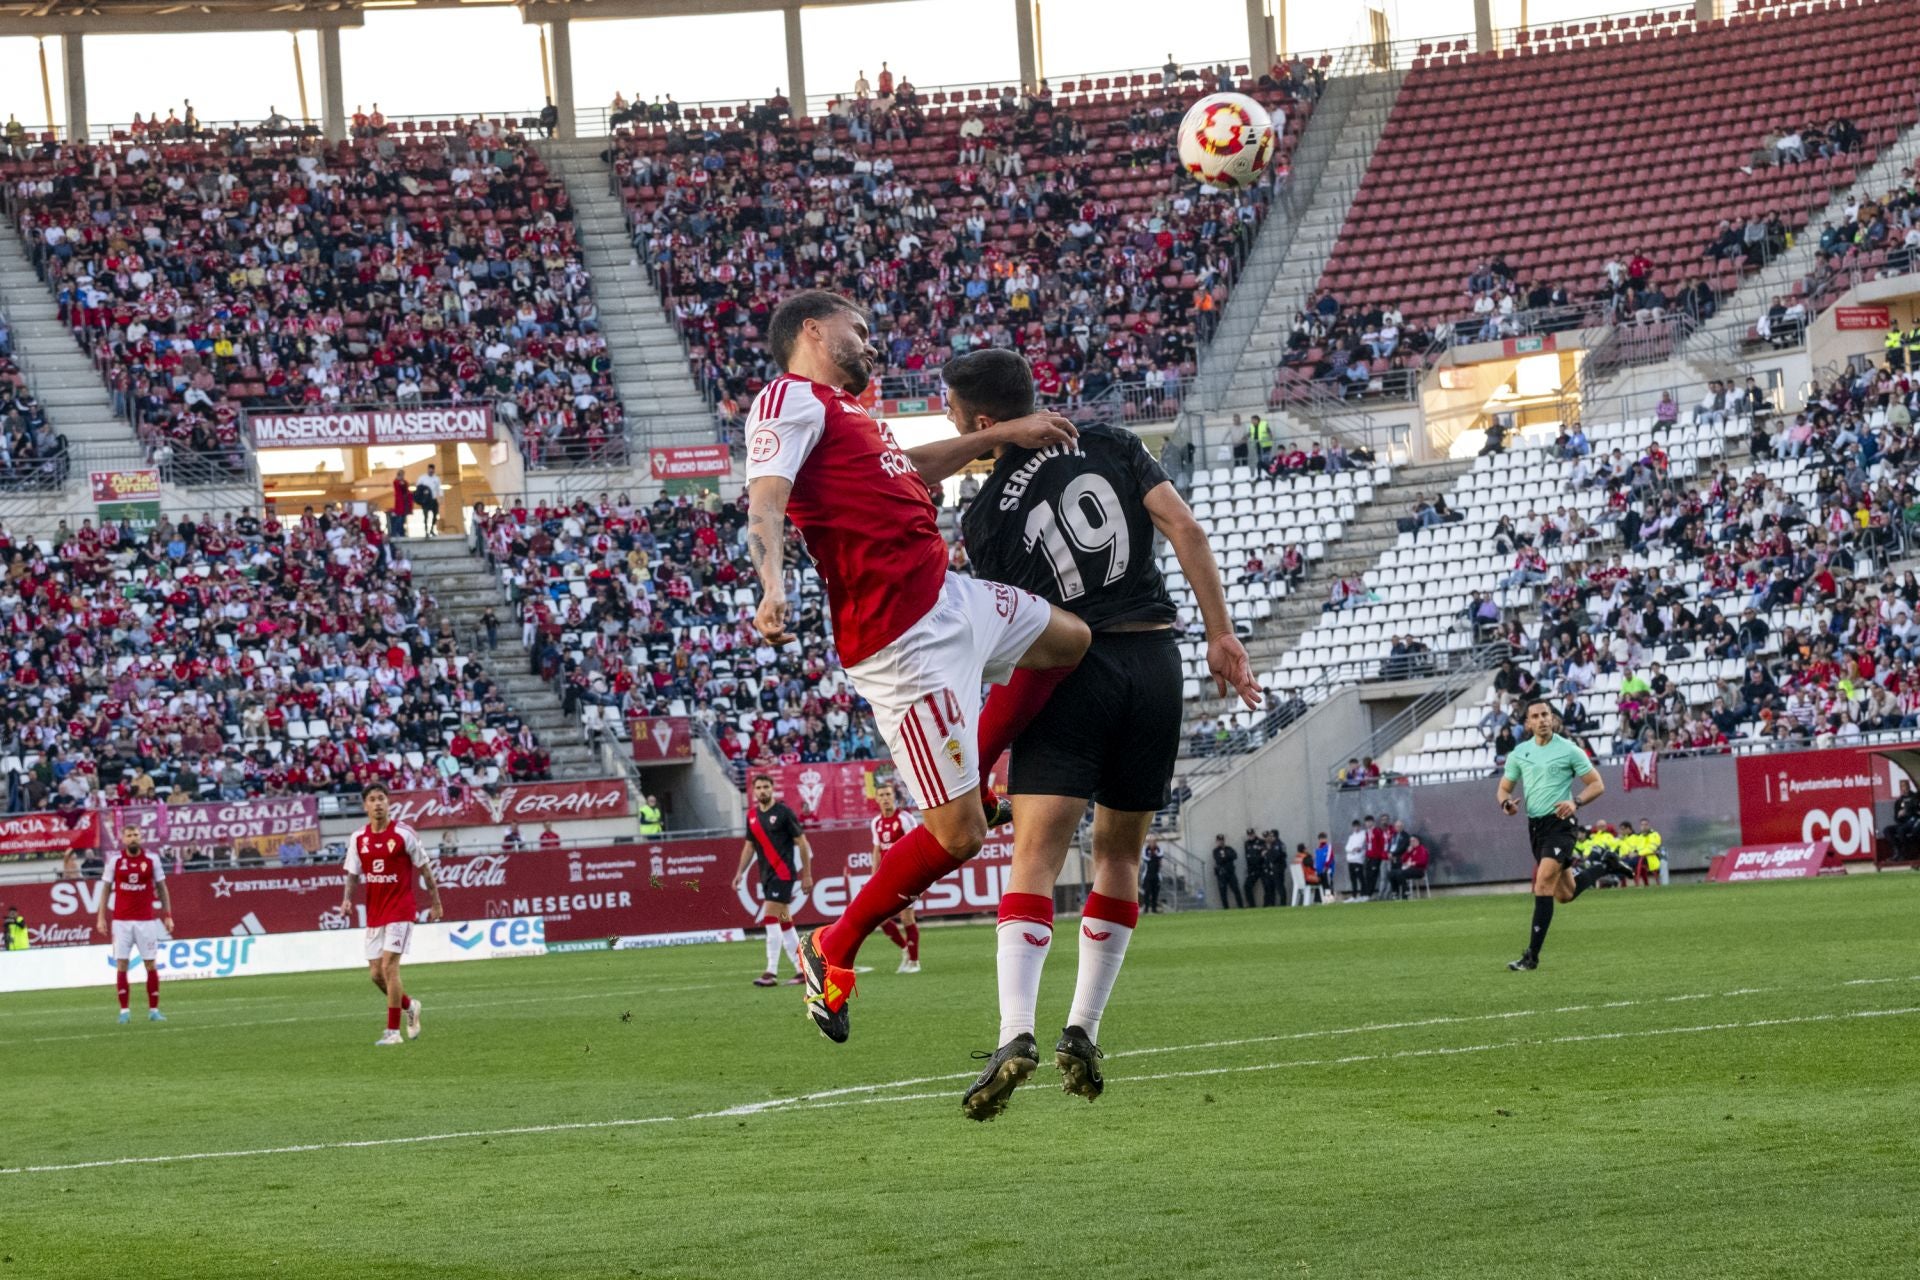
[1010,629,1182,812]
[1528,815,1580,865]
[760,874,798,905]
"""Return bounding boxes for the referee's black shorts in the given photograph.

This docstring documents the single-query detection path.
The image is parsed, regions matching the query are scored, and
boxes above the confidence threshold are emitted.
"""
[1009,628,1182,812]
[1527,814,1580,865]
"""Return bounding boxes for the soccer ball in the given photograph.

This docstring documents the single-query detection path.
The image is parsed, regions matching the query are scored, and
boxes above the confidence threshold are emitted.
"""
[1177,92,1281,190]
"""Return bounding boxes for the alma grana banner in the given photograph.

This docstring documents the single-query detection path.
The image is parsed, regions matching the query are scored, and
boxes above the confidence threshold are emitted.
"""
[249,405,496,449]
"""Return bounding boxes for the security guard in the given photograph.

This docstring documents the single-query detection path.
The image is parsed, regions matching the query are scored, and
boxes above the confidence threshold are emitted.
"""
[1636,819,1665,886]
[1887,325,1907,373]
[637,793,664,837]
[1242,828,1269,907]
[4,904,28,950]
[1905,322,1920,371]
[1141,841,1166,913]
[1249,415,1274,470]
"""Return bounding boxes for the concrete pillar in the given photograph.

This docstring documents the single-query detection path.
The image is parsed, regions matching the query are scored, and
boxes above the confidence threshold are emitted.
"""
[1013,0,1037,92]
[317,26,346,143]
[548,17,576,140]
[1474,0,1494,54]
[1246,0,1273,79]
[61,33,86,141]
[783,6,807,119]
[1695,0,1717,21]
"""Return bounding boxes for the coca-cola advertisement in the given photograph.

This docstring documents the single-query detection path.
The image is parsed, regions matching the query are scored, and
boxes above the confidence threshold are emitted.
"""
[630,717,697,764]
[103,797,320,861]
[0,810,100,862]
[9,829,1013,946]
[384,780,632,830]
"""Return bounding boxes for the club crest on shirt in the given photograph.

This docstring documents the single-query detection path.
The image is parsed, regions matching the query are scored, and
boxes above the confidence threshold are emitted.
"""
[943,737,965,769]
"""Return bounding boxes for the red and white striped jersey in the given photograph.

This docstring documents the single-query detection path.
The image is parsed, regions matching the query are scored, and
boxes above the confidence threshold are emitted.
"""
[344,823,430,928]
[744,374,948,666]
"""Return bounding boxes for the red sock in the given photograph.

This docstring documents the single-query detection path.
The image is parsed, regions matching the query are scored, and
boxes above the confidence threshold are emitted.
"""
[978,665,1076,777]
[116,970,130,1011]
[1083,891,1141,929]
[880,919,908,950]
[145,968,160,1010]
[401,994,411,1010]
[905,923,920,963]
[819,824,959,966]
[387,1006,402,1031]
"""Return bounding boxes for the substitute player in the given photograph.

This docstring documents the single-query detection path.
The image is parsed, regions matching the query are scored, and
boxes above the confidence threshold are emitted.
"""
[941,348,1262,1120]
[745,289,1092,1043]
[338,783,443,1045]
[94,826,173,1024]
[1496,697,1625,971]
[869,782,924,973]
[733,774,813,987]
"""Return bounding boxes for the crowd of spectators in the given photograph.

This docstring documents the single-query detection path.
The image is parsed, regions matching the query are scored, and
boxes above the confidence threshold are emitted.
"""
[610,71,1308,438]
[0,315,69,489]
[1274,292,1440,405]
[4,120,625,474]
[472,490,883,774]
[0,503,553,818]
[1471,359,1920,761]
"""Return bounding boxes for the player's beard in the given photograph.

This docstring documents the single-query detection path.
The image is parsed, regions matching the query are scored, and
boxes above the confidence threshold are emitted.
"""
[830,334,873,395]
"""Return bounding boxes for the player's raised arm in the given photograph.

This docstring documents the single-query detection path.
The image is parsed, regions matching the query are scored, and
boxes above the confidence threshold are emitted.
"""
[1143,481,1261,709]
[745,477,795,646]
[906,413,1079,485]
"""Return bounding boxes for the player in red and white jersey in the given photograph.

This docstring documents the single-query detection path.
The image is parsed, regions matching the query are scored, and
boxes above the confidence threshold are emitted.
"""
[745,289,1092,1043]
[869,782,924,974]
[93,826,173,1025]
[338,783,443,1046]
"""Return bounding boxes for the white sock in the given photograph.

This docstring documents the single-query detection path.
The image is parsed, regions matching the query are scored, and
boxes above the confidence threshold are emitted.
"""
[995,892,1055,1045]
[781,926,800,968]
[763,922,783,974]
[1069,895,1139,1043]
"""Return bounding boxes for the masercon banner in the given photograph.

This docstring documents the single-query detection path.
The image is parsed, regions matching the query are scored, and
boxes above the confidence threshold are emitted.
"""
[248,405,495,449]
[9,831,1015,946]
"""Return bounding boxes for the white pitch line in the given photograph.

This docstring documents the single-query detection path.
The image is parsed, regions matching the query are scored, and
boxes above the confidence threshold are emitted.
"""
[24,982,726,1044]
[7,1003,1916,1176]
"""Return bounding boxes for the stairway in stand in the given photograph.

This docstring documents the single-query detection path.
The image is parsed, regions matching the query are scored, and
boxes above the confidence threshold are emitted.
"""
[403,535,603,779]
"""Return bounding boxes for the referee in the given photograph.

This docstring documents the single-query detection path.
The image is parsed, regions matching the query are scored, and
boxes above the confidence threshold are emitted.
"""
[1496,697,1611,971]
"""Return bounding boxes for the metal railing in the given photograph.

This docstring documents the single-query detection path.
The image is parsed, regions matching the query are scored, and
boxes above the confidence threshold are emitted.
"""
[1323,640,1512,782]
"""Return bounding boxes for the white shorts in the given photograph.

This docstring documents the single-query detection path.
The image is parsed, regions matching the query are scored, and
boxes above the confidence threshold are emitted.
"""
[111,919,163,962]
[848,572,1051,811]
[364,922,413,960]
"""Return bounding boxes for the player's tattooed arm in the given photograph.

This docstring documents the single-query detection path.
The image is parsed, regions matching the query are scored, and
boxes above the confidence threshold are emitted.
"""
[746,478,797,645]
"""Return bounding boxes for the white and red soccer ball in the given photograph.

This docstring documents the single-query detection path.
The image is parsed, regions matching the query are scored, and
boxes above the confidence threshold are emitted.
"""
[1177,92,1281,190]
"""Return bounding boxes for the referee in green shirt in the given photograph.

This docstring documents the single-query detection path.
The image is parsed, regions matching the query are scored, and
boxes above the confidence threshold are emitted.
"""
[1496,698,1619,970]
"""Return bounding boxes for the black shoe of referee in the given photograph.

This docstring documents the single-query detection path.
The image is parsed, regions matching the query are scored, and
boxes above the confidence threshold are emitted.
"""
[1054,1024,1106,1101]
[1508,951,1539,971]
[961,1033,1038,1122]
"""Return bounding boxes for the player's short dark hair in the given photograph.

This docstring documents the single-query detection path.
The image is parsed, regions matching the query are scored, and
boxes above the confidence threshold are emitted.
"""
[362,783,389,799]
[768,289,862,370]
[941,348,1036,422]
[1523,696,1558,718]
[750,773,774,788]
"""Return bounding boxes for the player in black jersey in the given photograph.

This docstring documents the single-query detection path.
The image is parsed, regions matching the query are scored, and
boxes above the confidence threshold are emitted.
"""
[946,348,1262,1121]
[732,775,814,987]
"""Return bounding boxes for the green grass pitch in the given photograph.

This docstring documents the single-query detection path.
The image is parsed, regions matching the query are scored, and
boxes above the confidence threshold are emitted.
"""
[7,875,1919,1279]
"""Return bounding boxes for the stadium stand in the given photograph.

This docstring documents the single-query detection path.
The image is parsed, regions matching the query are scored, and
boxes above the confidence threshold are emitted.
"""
[1319,0,1920,343]
[610,74,1313,436]
[2,120,626,473]
[470,492,876,776]
[1390,352,1920,777]
[0,311,71,490]
[0,504,555,816]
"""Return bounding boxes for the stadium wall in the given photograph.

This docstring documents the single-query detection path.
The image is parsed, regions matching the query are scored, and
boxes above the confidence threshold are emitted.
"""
[1183,687,1371,850]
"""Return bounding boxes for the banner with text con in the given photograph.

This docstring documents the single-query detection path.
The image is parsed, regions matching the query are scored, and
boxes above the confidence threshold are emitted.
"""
[8,832,1013,947]
[249,405,495,449]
